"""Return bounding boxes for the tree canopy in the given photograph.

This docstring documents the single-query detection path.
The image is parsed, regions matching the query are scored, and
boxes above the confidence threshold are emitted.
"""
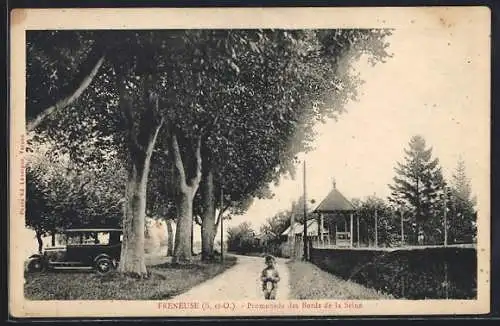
[26,28,393,271]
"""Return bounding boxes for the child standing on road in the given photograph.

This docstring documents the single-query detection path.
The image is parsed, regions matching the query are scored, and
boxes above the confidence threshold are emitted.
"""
[261,255,280,300]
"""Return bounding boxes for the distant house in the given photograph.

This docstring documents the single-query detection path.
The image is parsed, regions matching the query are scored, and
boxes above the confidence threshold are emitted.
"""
[281,219,327,242]
[279,200,322,258]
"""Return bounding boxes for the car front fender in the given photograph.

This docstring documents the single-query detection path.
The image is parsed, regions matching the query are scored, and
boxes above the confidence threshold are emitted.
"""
[93,253,112,263]
[28,254,43,260]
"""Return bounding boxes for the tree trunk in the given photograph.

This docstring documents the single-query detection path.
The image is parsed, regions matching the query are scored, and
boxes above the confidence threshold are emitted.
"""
[118,118,163,277]
[200,167,217,262]
[166,219,174,256]
[170,132,202,264]
[118,161,149,276]
[173,189,195,263]
[51,232,56,246]
[36,230,43,253]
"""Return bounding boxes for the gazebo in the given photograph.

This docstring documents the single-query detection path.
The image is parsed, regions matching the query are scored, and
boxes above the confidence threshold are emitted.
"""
[313,180,358,248]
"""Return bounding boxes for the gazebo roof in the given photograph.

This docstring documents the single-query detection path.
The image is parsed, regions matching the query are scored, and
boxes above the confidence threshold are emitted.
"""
[313,182,355,213]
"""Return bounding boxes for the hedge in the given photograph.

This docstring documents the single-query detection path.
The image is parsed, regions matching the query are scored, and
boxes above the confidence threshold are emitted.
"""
[310,246,477,299]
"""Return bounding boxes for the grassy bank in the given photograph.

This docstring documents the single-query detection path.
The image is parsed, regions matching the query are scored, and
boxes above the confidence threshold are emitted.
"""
[287,260,393,300]
[24,255,237,300]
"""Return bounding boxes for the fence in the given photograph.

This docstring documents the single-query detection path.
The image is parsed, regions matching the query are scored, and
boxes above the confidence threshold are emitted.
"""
[310,245,477,299]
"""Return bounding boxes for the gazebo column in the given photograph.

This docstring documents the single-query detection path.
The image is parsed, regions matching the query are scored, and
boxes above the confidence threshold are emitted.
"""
[320,213,324,246]
[334,223,338,246]
[349,212,354,248]
[357,214,360,247]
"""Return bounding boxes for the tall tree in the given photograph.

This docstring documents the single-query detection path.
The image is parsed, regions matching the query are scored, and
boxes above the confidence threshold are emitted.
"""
[27,29,393,270]
[449,157,477,243]
[26,139,125,252]
[193,29,393,261]
[389,135,446,244]
[27,30,179,275]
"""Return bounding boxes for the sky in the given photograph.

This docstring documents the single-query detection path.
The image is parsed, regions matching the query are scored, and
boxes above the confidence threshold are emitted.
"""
[222,22,490,236]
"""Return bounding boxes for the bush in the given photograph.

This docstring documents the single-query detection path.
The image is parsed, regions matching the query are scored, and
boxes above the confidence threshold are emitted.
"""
[310,246,476,299]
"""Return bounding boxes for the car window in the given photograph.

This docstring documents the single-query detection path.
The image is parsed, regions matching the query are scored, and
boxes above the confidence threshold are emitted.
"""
[66,234,83,245]
[96,232,110,245]
[61,231,120,245]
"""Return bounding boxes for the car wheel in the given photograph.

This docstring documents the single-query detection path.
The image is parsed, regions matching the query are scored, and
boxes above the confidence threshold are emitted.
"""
[27,258,44,272]
[95,257,114,275]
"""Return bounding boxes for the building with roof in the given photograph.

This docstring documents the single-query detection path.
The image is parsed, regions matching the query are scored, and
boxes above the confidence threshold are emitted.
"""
[312,179,359,248]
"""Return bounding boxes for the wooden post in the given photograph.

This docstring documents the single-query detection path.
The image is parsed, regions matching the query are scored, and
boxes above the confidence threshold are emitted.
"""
[374,209,378,247]
[443,188,448,247]
[327,224,331,246]
[357,214,360,247]
[220,185,224,262]
[320,213,324,246]
[400,208,404,247]
[303,161,308,261]
[335,223,338,246]
[290,212,295,259]
[350,213,354,247]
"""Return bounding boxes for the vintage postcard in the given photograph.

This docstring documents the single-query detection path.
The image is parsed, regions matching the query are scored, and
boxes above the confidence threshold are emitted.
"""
[9,7,491,318]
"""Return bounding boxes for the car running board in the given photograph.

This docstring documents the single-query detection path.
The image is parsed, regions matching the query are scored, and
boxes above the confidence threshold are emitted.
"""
[51,266,93,270]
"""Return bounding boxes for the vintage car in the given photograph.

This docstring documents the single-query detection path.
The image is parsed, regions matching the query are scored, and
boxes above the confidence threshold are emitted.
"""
[26,228,122,274]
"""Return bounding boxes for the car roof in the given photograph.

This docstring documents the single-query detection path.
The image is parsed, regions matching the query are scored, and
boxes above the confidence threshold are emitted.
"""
[64,228,122,233]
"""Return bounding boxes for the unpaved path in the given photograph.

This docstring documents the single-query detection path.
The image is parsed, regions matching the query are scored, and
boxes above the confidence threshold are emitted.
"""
[173,255,290,300]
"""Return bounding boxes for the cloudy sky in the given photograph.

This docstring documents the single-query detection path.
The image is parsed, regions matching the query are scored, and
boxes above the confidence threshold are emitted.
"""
[221,21,490,235]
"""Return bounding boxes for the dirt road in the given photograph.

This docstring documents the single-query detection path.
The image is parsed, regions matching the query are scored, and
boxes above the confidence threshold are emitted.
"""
[173,255,290,300]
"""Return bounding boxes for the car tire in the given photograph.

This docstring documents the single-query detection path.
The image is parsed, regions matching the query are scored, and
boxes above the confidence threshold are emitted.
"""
[27,258,44,273]
[95,257,114,275]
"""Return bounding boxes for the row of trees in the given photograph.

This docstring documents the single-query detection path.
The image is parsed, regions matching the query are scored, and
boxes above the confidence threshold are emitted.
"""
[26,140,125,252]
[228,135,477,251]
[386,135,477,245]
[226,205,295,255]
[26,29,392,276]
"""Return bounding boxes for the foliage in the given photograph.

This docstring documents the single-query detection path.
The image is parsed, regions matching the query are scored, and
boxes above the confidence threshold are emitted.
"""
[26,28,393,267]
[26,139,125,237]
[388,135,446,244]
[351,196,400,247]
[26,31,105,125]
[226,222,259,253]
[310,246,477,299]
[260,210,292,240]
[448,158,477,243]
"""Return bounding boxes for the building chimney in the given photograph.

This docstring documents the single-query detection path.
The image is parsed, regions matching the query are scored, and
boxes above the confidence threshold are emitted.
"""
[332,177,336,189]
